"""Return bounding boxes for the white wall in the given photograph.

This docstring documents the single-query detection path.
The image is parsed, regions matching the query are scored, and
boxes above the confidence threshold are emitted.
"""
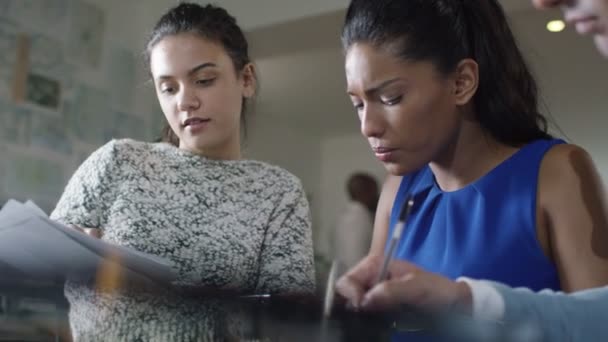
[511,10,608,184]
[244,112,324,243]
[87,0,161,124]
[316,133,386,256]
[0,0,160,212]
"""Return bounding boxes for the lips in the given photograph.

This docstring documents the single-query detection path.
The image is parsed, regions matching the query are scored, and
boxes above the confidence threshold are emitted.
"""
[372,146,397,154]
[182,117,210,127]
[372,146,398,162]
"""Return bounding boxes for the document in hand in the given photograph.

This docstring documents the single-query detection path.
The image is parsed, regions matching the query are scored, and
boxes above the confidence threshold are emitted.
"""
[0,200,177,284]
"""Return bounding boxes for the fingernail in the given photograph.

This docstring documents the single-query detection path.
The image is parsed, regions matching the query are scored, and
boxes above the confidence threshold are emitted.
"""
[360,295,370,308]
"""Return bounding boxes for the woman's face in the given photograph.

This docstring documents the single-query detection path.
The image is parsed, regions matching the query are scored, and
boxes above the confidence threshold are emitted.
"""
[150,33,255,159]
[345,43,467,175]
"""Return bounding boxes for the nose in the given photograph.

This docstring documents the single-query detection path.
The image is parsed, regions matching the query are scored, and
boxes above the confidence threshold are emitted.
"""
[531,0,563,9]
[177,86,200,112]
[360,105,385,138]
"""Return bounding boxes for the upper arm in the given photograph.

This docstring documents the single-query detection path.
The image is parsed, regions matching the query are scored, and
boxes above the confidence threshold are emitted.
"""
[369,174,402,256]
[256,175,315,294]
[539,144,608,292]
[50,141,120,229]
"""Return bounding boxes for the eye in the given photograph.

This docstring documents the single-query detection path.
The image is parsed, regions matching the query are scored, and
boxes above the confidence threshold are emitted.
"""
[196,78,216,86]
[349,96,364,111]
[352,102,364,111]
[160,86,175,94]
[159,83,177,94]
[381,95,402,106]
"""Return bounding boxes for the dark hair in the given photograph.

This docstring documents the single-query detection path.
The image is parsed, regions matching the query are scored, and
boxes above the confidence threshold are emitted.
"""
[347,172,379,212]
[145,2,254,146]
[347,172,378,199]
[342,0,551,146]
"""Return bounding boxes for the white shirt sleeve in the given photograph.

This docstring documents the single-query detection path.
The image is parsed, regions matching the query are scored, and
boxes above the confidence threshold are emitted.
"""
[334,202,374,269]
[457,277,506,322]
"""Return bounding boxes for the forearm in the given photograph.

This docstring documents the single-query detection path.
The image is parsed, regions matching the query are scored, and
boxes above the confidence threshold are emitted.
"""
[257,189,315,293]
[465,279,608,341]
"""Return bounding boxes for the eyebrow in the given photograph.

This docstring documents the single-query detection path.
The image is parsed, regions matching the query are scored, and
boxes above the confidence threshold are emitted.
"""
[156,62,218,80]
[347,77,402,96]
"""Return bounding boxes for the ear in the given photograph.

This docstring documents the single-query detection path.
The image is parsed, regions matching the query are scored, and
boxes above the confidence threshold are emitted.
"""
[452,59,478,106]
[240,63,257,98]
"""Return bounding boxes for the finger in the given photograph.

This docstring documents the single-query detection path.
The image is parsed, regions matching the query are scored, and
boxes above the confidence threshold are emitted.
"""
[70,224,86,233]
[96,251,124,293]
[361,273,418,311]
[361,281,403,311]
[336,255,384,301]
[71,225,102,239]
[83,228,102,238]
[385,259,420,279]
[335,274,366,309]
[347,254,384,285]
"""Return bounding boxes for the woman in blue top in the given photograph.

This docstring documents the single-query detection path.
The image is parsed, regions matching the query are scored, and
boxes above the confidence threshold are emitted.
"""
[339,0,608,297]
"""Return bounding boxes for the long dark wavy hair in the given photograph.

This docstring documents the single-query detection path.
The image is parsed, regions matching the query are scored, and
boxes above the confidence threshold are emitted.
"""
[342,0,552,146]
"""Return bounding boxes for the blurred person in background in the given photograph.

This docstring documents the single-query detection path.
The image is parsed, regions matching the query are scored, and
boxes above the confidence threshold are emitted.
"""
[334,172,379,270]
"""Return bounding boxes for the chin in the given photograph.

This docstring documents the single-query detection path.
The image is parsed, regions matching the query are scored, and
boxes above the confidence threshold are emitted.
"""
[181,138,213,153]
[383,162,424,177]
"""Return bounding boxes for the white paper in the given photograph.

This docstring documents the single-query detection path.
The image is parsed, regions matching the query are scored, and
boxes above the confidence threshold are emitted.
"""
[0,200,177,284]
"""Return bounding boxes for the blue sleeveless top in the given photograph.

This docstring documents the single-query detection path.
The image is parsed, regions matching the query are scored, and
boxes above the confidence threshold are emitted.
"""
[388,139,564,291]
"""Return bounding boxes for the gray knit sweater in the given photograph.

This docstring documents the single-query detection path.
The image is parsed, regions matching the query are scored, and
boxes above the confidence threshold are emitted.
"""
[50,139,315,341]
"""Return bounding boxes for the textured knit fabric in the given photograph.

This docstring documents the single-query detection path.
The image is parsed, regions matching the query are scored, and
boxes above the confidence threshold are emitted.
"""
[389,139,564,291]
[50,139,315,341]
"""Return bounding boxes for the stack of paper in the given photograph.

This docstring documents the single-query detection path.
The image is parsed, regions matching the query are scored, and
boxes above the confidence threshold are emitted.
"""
[0,200,177,284]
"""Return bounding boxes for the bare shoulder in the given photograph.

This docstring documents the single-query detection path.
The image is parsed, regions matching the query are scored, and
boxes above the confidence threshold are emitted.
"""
[381,174,403,199]
[539,143,603,194]
[538,144,608,290]
[376,174,402,214]
[538,142,607,240]
[369,174,402,254]
[541,143,595,170]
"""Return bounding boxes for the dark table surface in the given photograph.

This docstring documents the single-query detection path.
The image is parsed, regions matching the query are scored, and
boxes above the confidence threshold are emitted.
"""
[0,276,545,342]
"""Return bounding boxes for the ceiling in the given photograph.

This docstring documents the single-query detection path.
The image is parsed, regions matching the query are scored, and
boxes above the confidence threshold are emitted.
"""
[145,0,534,31]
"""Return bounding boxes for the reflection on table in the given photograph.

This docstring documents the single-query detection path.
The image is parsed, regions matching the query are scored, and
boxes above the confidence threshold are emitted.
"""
[0,270,544,342]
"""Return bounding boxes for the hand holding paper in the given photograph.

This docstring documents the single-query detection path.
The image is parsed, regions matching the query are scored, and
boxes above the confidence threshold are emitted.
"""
[0,200,177,286]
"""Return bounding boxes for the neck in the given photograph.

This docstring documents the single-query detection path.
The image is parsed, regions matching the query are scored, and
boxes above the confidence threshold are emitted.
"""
[429,119,518,192]
[180,138,242,161]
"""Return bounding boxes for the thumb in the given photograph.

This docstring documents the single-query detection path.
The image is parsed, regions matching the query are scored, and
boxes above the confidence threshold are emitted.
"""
[361,282,394,311]
[386,259,420,278]
[71,225,102,239]
[84,228,102,238]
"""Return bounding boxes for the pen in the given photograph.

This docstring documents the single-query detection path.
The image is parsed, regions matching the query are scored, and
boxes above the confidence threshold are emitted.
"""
[323,260,338,318]
[376,196,414,284]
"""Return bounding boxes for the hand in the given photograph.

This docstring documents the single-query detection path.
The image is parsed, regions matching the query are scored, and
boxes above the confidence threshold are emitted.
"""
[70,225,103,239]
[336,255,472,313]
[335,254,389,309]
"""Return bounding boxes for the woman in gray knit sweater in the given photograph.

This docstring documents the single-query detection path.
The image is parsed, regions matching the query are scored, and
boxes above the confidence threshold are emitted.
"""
[50,3,315,340]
